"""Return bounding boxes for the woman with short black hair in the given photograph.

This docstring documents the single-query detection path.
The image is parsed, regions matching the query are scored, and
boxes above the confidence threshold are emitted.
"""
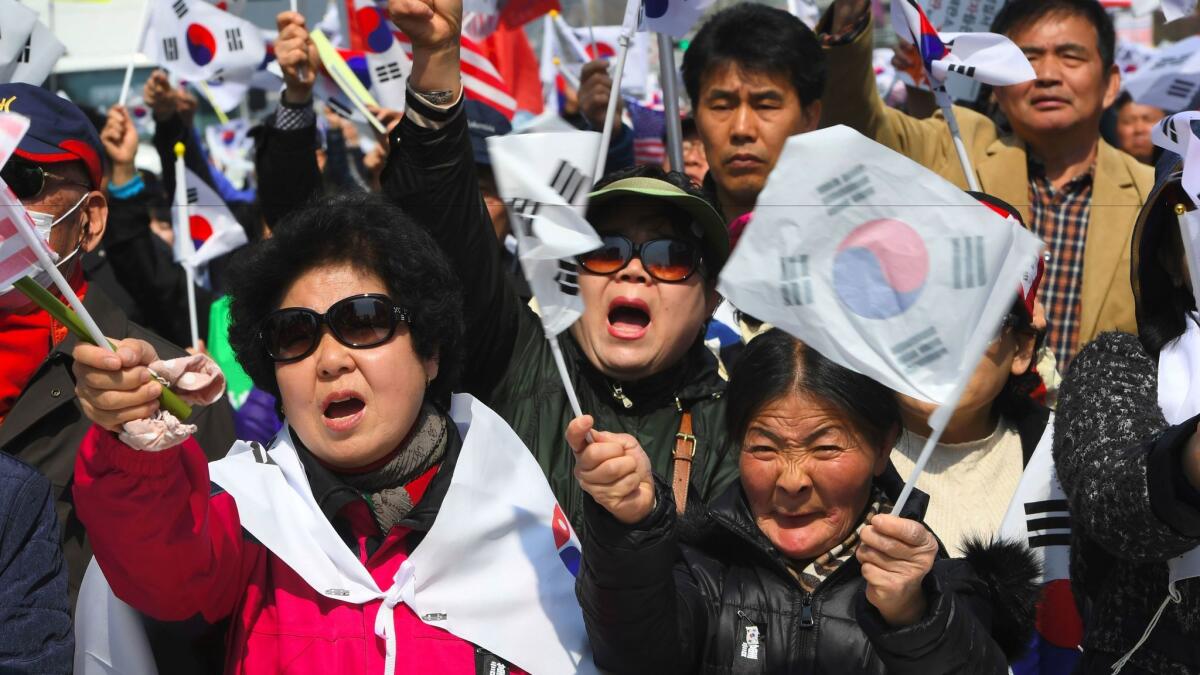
[68,193,552,672]
[571,328,1038,674]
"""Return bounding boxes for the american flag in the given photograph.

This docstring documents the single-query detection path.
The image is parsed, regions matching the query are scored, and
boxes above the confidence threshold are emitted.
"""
[394,32,518,119]
[626,97,666,167]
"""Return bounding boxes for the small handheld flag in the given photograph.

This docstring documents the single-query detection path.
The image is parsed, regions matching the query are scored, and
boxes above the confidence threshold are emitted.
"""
[891,0,1034,191]
[487,131,602,419]
[172,142,201,350]
[717,126,1042,513]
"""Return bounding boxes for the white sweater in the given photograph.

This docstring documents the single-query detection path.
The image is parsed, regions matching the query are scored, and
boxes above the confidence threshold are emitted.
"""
[890,420,1024,557]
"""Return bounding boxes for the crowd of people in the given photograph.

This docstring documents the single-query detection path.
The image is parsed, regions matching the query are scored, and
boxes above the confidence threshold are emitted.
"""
[0,0,1198,672]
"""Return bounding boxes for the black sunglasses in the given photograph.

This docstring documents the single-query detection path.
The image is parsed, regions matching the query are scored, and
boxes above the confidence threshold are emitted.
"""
[0,157,91,200]
[576,235,702,283]
[258,294,412,363]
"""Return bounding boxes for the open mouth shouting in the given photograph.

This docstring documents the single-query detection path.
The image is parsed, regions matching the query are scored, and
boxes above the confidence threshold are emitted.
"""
[607,297,652,340]
[322,390,367,432]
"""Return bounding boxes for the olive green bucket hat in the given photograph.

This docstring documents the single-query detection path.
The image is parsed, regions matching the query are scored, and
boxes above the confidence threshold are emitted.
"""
[587,176,731,274]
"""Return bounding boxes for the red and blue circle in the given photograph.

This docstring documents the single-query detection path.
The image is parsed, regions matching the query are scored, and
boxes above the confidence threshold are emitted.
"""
[186,24,217,66]
[833,219,929,319]
[356,6,394,54]
[189,214,212,248]
[552,505,580,577]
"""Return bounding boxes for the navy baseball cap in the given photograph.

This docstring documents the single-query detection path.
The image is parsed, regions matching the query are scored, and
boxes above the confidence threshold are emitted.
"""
[0,83,106,188]
[466,99,512,166]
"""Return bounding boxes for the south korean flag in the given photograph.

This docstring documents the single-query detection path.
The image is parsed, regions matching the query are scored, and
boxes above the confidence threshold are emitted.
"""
[149,0,265,84]
[0,19,65,86]
[487,131,602,337]
[349,0,410,111]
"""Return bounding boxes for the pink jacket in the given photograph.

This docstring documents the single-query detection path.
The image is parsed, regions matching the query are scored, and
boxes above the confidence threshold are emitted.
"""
[73,425,523,674]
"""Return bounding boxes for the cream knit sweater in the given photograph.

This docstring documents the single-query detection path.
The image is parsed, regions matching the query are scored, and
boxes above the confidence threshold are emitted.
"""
[890,420,1024,557]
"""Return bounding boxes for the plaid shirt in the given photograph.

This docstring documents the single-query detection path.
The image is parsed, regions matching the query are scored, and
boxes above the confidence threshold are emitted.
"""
[1029,161,1095,367]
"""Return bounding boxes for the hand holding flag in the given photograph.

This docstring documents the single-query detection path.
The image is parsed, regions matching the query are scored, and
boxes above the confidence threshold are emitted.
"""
[718,126,1042,512]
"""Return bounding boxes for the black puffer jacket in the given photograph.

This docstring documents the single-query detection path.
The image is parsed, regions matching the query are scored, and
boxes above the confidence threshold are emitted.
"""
[1054,332,1200,674]
[578,467,1037,674]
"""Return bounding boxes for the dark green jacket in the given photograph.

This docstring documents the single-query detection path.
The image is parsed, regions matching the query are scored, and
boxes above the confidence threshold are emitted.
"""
[381,91,739,531]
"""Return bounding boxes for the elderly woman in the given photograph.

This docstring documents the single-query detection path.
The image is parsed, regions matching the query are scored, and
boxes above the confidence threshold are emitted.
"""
[67,193,541,672]
[570,328,1037,673]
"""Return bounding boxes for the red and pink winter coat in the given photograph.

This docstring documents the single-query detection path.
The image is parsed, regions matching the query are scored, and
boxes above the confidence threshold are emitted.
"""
[73,422,525,674]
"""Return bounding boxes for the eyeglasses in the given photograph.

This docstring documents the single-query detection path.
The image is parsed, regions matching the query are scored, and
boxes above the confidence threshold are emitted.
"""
[0,157,91,200]
[576,235,702,283]
[258,294,412,363]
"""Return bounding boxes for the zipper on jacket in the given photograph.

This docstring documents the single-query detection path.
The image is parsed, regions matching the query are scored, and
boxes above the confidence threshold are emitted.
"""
[611,384,633,409]
[799,595,814,629]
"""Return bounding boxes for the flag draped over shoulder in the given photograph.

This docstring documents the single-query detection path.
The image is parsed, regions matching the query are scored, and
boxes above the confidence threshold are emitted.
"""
[487,131,601,337]
[718,125,1043,404]
[75,394,596,675]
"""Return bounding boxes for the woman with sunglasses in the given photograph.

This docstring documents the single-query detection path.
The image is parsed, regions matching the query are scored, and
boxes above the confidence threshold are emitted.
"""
[68,193,553,672]
[383,0,738,531]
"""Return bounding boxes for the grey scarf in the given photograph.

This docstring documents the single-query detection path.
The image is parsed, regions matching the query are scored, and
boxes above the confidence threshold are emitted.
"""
[336,403,448,533]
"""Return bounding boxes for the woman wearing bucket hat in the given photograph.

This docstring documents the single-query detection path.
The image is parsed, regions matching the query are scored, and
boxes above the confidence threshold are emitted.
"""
[381,0,739,531]
[1053,120,1200,673]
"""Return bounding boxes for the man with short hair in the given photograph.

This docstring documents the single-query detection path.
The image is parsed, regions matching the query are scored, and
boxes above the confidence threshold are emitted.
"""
[383,0,738,528]
[822,0,1154,366]
[681,3,828,222]
[0,83,235,606]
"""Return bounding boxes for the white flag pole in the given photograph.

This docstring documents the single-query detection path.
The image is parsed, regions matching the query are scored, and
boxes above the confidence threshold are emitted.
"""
[291,0,308,83]
[119,0,152,107]
[551,10,592,63]
[554,57,581,90]
[548,337,586,419]
[657,33,684,172]
[593,0,639,183]
[583,0,598,59]
[173,143,201,349]
[890,380,966,514]
[934,87,981,192]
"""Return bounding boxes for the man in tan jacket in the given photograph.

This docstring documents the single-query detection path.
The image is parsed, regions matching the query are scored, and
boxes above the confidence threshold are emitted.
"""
[821,0,1154,366]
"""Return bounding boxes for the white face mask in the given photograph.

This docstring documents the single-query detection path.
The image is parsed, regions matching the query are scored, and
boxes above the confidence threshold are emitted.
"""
[0,193,89,313]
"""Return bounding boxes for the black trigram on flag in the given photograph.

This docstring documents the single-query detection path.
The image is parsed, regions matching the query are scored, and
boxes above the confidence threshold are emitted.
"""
[1024,499,1070,548]
[1152,53,1191,71]
[327,97,354,120]
[17,36,30,64]
[172,0,188,18]
[208,68,226,85]
[508,197,540,236]
[163,37,179,61]
[549,161,588,204]
[555,260,580,296]
[952,236,986,289]
[1166,78,1197,102]
[817,164,874,216]
[226,28,243,52]
[946,63,977,78]
[1163,116,1179,144]
[186,187,199,205]
[891,327,949,372]
[780,255,813,307]
[374,61,404,84]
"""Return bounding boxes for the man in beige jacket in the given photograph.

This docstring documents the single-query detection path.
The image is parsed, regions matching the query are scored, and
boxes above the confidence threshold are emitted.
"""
[820,0,1154,366]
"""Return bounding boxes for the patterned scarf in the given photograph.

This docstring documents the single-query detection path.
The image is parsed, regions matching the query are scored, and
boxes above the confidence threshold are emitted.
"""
[336,404,448,533]
[792,488,891,593]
